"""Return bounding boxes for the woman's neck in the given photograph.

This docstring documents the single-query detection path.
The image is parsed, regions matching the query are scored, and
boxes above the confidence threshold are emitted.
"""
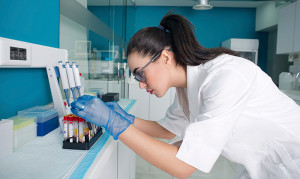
[171,64,187,88]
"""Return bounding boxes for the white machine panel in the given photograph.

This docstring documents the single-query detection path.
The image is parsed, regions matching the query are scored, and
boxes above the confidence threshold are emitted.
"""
[0,37,67,67]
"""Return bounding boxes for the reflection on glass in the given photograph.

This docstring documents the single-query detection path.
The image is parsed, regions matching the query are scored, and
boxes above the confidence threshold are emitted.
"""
[60,0,136,98]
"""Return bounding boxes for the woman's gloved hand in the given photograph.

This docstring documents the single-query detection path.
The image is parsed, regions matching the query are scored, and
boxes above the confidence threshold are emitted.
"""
[71,95,131,140]
[106,101,135,124]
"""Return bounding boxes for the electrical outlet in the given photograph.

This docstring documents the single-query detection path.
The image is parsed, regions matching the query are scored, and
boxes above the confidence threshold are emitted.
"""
[10,47,19,60]
[18,48,27,60]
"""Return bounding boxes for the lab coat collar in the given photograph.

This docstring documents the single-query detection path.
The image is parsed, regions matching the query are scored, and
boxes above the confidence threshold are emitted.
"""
[180,54,227,122]
[186,65,209,121]
[175,65,208,121]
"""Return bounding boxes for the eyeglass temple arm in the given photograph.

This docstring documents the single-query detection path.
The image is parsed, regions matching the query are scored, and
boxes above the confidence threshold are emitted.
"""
[137,52,162,73]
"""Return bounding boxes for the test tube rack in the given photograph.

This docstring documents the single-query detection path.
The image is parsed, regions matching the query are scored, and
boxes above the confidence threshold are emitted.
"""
[63,127,103,150]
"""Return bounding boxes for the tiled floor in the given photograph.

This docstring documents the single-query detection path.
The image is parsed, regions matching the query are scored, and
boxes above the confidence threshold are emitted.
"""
[135,138,238,179]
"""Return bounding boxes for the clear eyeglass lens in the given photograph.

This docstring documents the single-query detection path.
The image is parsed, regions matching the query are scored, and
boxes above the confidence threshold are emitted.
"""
[135,73,145,82]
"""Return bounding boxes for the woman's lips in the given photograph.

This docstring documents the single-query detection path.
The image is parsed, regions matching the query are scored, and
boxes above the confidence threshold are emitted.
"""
[147,90,154,94]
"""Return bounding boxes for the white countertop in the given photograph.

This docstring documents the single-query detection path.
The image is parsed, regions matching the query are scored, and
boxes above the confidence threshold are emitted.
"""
[0,99,136,179]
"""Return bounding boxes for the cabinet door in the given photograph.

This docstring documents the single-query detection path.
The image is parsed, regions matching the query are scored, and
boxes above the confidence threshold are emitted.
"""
[149,88,174,121]
[128,82,149,120]
[118,142,136,179]
[294,1,300,52]
[277,2,296,54]
[85,138,118,179]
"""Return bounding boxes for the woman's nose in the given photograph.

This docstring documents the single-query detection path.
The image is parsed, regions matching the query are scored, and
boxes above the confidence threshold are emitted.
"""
[139,81,147,89]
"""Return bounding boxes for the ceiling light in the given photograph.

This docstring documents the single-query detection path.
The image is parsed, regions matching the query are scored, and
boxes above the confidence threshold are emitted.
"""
[193,0,213,10]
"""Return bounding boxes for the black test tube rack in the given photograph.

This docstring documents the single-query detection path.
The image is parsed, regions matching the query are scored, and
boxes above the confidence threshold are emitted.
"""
[62,127,103,150]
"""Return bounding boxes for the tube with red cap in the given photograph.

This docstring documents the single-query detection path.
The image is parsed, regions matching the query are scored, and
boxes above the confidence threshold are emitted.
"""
[68,116,74,143]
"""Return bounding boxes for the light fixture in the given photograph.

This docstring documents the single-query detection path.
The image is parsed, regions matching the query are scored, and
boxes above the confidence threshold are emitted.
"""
[193,0,213,10]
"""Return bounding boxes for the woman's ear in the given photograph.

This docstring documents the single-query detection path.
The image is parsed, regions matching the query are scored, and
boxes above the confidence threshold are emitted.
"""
[161,49,173,65]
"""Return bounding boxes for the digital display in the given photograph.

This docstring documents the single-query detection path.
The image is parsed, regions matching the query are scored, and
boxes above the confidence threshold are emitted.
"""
[10,46,27,61]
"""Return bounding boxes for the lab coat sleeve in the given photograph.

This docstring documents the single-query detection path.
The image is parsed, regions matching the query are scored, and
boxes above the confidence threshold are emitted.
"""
[176,68,254,173]
[157,95,189,137]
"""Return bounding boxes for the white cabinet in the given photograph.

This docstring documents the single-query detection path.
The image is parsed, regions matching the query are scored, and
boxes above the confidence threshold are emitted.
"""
[277,2,300,54]
[149,88,176,121]
[255,2,280,31]
[118,142,136,179]
[85,138,119,179]
[128,81,175,121]
[128,81,150,120]
[118,101,136,179]
[86,100,137,179]
[294,2,300,52]
[85,138,136,179]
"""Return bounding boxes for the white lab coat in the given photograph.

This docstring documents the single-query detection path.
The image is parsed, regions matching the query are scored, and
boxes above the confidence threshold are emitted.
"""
[158,54,300,179]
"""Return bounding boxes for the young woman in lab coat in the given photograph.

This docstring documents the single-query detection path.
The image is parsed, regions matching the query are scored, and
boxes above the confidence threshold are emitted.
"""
[71,12,300,179]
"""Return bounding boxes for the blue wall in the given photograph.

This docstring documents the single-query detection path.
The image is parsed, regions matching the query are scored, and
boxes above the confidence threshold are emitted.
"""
[0,0,59,119]
[133,7,268,71]
[88,6,126,51]
[88,6,268,71]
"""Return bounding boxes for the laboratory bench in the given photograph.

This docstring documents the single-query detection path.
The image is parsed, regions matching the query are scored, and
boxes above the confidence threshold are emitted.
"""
[0,99,136,179]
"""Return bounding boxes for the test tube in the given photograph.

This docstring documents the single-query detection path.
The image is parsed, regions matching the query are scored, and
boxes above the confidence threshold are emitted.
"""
[87,122,93,140]
[68,116,74,143]
[94,125,98,134]
[91,124,95,138]
[79,117,85,143]
[63,116,68,141]
[73,115,79,143]
[85,121,90,141]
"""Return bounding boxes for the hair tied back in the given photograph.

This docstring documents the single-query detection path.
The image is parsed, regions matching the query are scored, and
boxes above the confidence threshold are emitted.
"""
[157,25,165,30]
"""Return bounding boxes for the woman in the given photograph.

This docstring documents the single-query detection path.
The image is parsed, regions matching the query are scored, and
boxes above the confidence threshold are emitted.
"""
[71,11,300,179]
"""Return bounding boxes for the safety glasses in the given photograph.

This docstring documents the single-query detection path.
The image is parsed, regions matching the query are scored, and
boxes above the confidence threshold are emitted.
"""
[133,48,172,82]
[133,52,161,82]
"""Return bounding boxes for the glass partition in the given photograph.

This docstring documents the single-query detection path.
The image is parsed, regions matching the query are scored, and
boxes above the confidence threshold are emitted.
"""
[59,0,136,98]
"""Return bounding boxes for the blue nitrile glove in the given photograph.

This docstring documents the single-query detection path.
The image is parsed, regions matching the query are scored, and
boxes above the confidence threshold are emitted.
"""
[106,101,135,124]
[71,95,131,140]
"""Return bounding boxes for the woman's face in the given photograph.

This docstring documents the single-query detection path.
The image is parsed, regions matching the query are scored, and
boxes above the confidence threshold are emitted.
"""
[128,51,171,98]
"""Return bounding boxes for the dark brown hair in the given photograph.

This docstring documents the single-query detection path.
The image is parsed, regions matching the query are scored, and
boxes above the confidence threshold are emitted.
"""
[127,10,239,66]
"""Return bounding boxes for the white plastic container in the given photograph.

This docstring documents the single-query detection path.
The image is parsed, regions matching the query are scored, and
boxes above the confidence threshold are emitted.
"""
[279,72,294,90]
[13,123,37,149]
[6,116,37,149]
[0,120,13,159]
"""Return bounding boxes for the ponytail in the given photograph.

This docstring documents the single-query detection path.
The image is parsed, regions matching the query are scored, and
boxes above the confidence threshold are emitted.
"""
[127,10,239,66]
